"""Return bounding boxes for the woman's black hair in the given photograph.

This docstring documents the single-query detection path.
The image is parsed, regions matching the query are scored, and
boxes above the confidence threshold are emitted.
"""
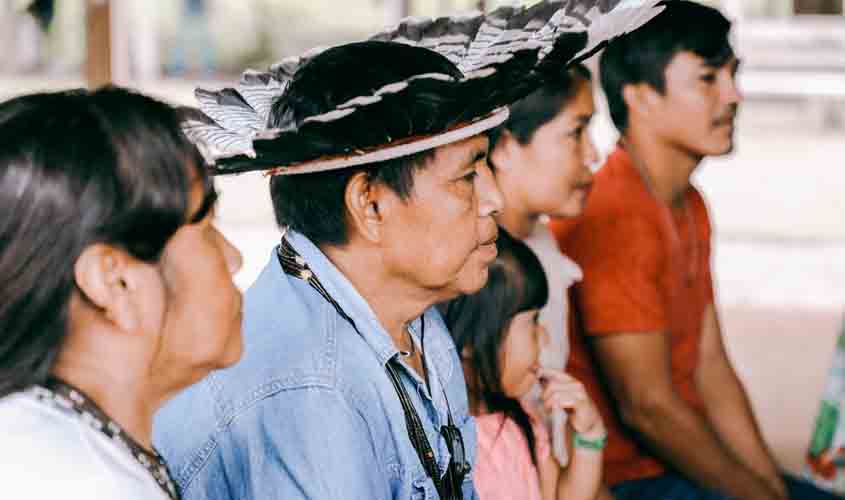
[488,62,591,152]
[439,228,549,464]
[0,87,210,397]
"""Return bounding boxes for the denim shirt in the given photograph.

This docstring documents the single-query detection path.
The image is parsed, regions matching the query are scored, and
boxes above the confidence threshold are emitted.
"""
[154,231,479,500]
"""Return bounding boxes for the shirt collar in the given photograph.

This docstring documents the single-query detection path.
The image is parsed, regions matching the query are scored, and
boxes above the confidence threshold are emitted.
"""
[283,230,457,447]
[284,229,451,378]
[612,143,649,187]
[612,143,696,210]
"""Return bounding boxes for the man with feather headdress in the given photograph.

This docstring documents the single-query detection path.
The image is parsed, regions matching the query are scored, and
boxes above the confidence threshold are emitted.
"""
[153,2,662,499]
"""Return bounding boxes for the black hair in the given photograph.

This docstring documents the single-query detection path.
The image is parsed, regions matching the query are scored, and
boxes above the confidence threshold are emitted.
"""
[600,0,734,132]
[269,151,432,247]
[0,87,210,398]
[490,63,591,151]
[438,228,549,464]
[268,41,467,247]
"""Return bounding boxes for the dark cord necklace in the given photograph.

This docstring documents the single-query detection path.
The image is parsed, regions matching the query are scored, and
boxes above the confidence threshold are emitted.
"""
[276,235,469,499]
[33,378,180,500]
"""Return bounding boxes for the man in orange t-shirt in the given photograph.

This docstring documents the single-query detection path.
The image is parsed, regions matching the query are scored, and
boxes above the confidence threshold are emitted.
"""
[552,2,837,500]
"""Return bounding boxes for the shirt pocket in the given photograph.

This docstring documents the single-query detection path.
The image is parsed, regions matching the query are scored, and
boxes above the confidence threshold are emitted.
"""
[411,475,437,500]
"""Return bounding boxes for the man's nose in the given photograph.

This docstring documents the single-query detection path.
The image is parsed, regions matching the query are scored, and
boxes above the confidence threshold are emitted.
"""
[476,162,504,217]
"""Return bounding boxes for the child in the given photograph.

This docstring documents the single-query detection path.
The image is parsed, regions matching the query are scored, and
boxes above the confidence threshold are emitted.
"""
[440,230,606,500]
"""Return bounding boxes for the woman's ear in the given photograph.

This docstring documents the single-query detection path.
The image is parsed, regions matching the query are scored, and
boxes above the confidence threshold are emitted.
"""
[344,171,401,244]
[73,244,139,332]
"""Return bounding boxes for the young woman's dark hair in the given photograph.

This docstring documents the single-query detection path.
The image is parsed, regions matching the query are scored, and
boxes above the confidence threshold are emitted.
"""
[438,228,549,464]
[600,0,733,132]
[488,62,591,152]
[268,41,469,247]
[0,87,210,398]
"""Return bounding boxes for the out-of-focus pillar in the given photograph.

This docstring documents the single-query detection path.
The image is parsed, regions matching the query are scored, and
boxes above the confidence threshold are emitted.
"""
[112,0,160,84]
[111,0,129,84]
[721,0,744,20]
[85,0,111,88]
[131,0,160,81]
[385,0,412,25]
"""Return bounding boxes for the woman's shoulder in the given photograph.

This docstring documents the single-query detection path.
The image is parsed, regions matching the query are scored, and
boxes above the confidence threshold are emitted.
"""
[0,390,169,500]
[0,389,90,460]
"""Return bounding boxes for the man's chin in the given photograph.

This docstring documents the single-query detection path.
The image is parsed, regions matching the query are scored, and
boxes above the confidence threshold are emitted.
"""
[457,266,490,296]
[218,329,245,368]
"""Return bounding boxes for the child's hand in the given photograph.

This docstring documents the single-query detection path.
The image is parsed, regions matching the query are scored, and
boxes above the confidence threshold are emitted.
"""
[538,368,605,439]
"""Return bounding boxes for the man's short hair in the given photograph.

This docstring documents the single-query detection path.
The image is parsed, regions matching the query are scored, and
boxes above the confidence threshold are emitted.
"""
[270,152,432,247]
[268,42,468,247]
[489,63,591,153]
[0,87,208,397]
[600,0,733,132]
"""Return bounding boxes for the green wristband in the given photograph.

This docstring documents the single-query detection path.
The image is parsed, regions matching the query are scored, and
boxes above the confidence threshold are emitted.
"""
[574,432,607,451]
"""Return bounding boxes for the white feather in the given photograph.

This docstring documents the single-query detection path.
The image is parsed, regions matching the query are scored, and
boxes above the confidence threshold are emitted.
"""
[574,1,665,61]
[182,121,255,160]
[195,90,263,134]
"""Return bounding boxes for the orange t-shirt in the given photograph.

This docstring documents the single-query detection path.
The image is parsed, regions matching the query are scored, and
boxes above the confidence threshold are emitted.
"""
[550,146,715,485]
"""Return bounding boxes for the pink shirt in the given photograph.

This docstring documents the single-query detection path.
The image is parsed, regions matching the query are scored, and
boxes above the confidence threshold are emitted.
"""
[474,412,550,500]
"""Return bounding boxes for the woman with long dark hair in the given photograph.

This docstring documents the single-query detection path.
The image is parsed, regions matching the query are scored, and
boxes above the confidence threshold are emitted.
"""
[440,229,606,500]
[0,87,243,499]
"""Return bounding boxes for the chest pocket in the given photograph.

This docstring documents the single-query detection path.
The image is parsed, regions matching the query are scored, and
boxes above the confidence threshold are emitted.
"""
[412,475,437,500]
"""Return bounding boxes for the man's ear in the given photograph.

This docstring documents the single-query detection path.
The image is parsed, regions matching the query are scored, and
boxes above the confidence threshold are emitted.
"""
[622,82,662,125]
[73,244,139,332]
[344,171,397,244]
[489,129,519,172]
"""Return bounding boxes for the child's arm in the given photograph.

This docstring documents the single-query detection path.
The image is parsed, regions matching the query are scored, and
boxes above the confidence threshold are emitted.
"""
[556,424,605,500]
[535,369,606,500]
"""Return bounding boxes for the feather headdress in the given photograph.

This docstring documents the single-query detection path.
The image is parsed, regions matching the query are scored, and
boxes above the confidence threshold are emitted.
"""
[185,0,664,176]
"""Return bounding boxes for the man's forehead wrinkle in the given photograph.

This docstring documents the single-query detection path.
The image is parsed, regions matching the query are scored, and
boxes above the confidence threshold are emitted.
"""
[431,135,489,171]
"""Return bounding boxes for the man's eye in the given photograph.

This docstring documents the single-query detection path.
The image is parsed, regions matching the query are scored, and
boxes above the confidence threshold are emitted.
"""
[700,73,717,83]
[463,170,478,182]
[569,126,584,138]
